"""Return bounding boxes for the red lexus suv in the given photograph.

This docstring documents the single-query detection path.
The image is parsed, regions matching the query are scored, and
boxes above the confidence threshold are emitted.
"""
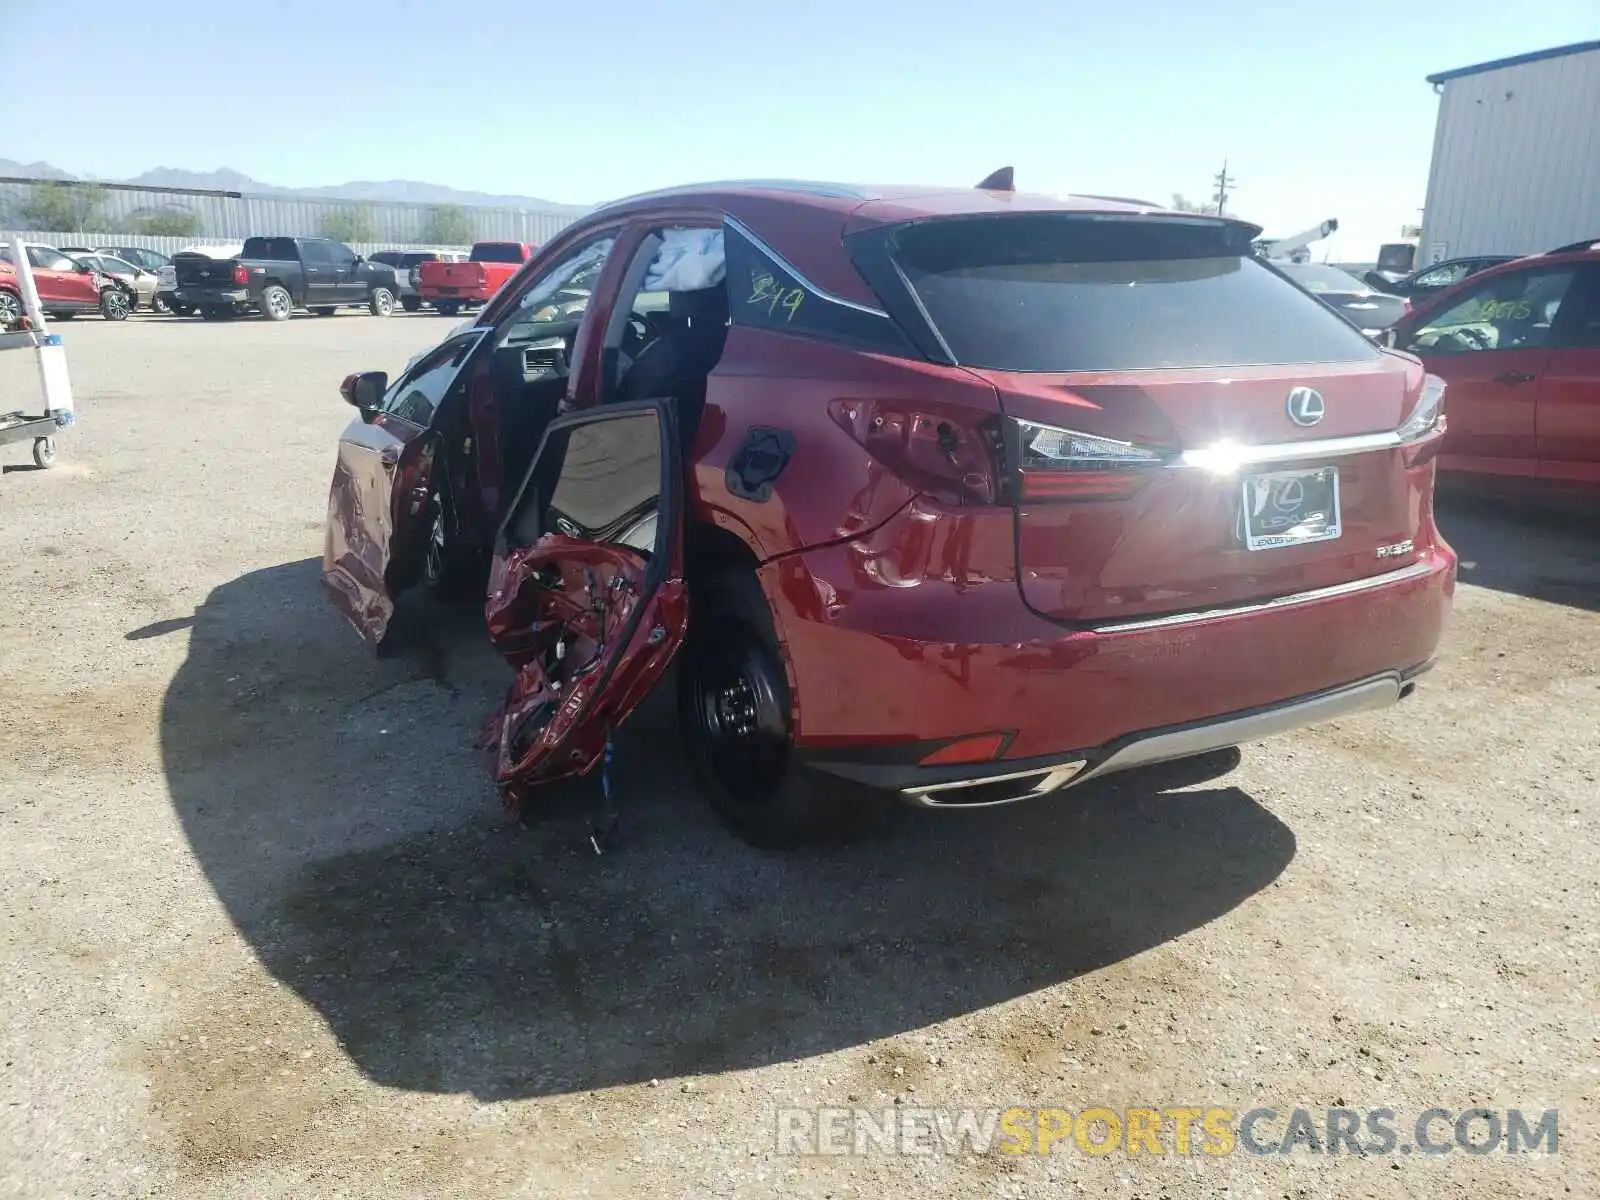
[324,176,1457,847]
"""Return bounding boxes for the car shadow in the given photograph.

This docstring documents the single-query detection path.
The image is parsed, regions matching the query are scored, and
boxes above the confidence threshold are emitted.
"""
[160,557,1294,1100]
[1436,489,1599,612]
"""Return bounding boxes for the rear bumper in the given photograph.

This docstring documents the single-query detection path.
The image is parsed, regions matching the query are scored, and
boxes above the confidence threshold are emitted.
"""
[818,665,1429,805]
[179,286,249,305]
[777,545,1456,794]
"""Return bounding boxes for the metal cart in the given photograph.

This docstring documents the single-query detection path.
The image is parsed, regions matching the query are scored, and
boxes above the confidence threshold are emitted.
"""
[1,235,75,469]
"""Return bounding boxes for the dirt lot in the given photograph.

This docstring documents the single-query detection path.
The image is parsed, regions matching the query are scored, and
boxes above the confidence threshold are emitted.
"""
[0,314,1595,1199]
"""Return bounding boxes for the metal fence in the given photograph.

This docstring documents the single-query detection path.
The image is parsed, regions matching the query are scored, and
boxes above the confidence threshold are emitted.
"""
[0,180,587,248]
[0,230,486,258]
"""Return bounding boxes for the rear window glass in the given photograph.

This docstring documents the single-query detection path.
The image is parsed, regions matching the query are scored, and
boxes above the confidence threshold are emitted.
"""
[398,252,436,268]
[885,215,1378,371]
[470,243,525,264]
[242,237,299,261]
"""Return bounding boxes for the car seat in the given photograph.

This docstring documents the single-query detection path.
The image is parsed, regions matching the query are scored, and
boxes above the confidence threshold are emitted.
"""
[615,286,729,438]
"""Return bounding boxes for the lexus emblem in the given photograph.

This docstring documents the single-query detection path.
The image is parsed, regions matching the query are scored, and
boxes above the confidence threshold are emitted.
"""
[1286,387,1326,427]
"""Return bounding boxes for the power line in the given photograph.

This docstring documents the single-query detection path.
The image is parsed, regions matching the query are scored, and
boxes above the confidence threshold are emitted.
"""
[1211,159,1234,215]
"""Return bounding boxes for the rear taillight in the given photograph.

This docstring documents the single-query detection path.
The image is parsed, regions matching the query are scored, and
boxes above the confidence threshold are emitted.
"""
[828,399,1001,505]
[1005,417,1165,501]
[232,264,249,285]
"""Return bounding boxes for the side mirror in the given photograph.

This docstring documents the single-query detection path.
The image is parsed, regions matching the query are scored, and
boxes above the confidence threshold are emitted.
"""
[350,254,364,265]
[339,370,387,419]
[77,263,94,274]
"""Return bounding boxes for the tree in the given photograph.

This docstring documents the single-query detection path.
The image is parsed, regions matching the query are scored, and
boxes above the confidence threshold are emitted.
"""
[322,206,378,243]
[128,209,201,237]
[20,181,107,231]
[1170,193,1223,215]
[417,204,474,246]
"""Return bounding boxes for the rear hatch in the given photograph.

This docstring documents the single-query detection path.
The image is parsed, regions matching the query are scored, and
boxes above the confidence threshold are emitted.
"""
[854,211,1431,624]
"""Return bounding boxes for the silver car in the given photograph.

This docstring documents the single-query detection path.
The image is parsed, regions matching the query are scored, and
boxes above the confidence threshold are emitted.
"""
[68,252,160,311]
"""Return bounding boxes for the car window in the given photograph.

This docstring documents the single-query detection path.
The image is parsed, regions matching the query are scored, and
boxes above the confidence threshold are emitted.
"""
[876,215,1378,371]
[471,243,527,264]
[300,241,332,265]
[242,237,300,261]
[27,247,78,272]
[102,257,138,274]
[497,237,616,345]
[1414,264,1467,288]
[327,242,357,267]
[381,332,485,426]
[1404,268,1576,355]
[516,409,664,551]
[370,252,401,268]
[1558,268,1600,349]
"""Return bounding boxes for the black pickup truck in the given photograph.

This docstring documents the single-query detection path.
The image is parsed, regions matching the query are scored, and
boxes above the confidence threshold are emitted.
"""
[174,236,399,321]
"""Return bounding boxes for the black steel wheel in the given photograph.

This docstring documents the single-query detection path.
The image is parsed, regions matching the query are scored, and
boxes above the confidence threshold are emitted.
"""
[678,570,848,849]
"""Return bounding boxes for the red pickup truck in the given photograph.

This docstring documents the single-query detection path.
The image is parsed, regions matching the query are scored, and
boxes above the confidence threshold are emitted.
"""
[416,241,535,315]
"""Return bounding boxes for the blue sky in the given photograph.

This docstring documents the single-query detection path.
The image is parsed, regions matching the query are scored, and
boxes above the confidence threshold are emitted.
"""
[1,0,1595,260]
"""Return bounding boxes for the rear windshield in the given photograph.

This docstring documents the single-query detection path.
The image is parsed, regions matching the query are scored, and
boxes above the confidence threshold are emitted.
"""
[242,237,299,261]
[399,252,437,268]
[883,215,1378,371]
[470,243,525,263]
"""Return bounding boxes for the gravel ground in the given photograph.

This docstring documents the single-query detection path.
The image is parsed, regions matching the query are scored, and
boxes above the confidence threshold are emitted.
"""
[0,314,1595,1200]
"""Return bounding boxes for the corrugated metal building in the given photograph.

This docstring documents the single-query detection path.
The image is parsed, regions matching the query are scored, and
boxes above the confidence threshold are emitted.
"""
[1419,41,1600,263]
[0,179,587,248]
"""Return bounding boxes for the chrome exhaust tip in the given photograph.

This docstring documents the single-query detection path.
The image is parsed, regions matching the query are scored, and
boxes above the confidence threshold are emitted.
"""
[902,760,1089,808]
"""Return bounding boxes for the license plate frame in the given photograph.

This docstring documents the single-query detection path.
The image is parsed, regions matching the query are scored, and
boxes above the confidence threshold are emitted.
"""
[1240,466,1342,551]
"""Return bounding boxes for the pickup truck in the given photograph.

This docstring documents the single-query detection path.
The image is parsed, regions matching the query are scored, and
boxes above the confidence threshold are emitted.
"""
[416,241,535,315]
[173,236,400,321]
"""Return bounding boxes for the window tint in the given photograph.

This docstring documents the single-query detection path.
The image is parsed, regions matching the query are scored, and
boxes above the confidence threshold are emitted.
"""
[524,411,663,552]
[1559,269,1600,349]
[326,242,357,267]
[1278,264,1367,294]
[498,237,615,344]
[1404,268,1576,355]
[27,247,77,272]
[471,243,527,264]
[370,252,402,267]
[398,252,435,269]
[882,215,1378,371]
[242,237,300,261]
[726,222,914,355]
[381,332,483,426]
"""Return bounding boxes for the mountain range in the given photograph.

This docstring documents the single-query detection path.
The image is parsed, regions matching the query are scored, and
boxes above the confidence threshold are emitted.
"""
[0,160,587,213]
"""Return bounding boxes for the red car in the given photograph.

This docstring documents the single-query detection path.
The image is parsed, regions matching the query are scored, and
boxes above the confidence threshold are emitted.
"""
[1389,239,1600,490]
[324,177,1456,848]
[416,241,536,316]
[0,243,133,323]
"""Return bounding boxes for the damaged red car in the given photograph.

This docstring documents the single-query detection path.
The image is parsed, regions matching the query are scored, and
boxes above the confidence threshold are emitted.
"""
[323,175,1457,848]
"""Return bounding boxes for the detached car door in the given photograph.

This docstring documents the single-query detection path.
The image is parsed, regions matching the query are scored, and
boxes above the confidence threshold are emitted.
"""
[323,328,489,643]
[477,400,687,813]
[1397,264,1578,476]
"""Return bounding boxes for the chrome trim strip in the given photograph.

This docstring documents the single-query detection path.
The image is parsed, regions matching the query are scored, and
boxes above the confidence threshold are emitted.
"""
[1174,430,1401,469]
[1071,673,1403,787]
[723,215,892,319]
[1084,560,1436,634]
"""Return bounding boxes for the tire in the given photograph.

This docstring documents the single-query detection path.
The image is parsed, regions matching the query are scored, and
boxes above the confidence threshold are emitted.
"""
[32,437,56,469]
[99,289,133,321]
[52,312,77,321]
[435,300,461,317]
[400,295,422,313]
[151,294,172,315]
[259,284,292,321]
[422,491,485,601]
[368,287,395,317]
[311,306,336,317]
[0,290,21,325]
[200,306,230,321]
[677,570,848,849]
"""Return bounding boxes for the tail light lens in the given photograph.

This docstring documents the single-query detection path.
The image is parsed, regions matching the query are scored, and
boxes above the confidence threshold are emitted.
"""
[1006,417,1166,501]
[1398,374,1446,443]
[231,264,249,285]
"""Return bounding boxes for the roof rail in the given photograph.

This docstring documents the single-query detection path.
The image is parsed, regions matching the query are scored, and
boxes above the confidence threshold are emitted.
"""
[975,166,1014,192]
[1545,238,1600,254]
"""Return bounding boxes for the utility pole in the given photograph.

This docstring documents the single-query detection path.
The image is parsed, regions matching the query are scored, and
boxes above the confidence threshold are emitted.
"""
[1212,159,1234,215]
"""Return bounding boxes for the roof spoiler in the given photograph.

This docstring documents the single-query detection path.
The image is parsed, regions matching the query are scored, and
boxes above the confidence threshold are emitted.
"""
[1546,238,1599,254]
[975,166,1014,192]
